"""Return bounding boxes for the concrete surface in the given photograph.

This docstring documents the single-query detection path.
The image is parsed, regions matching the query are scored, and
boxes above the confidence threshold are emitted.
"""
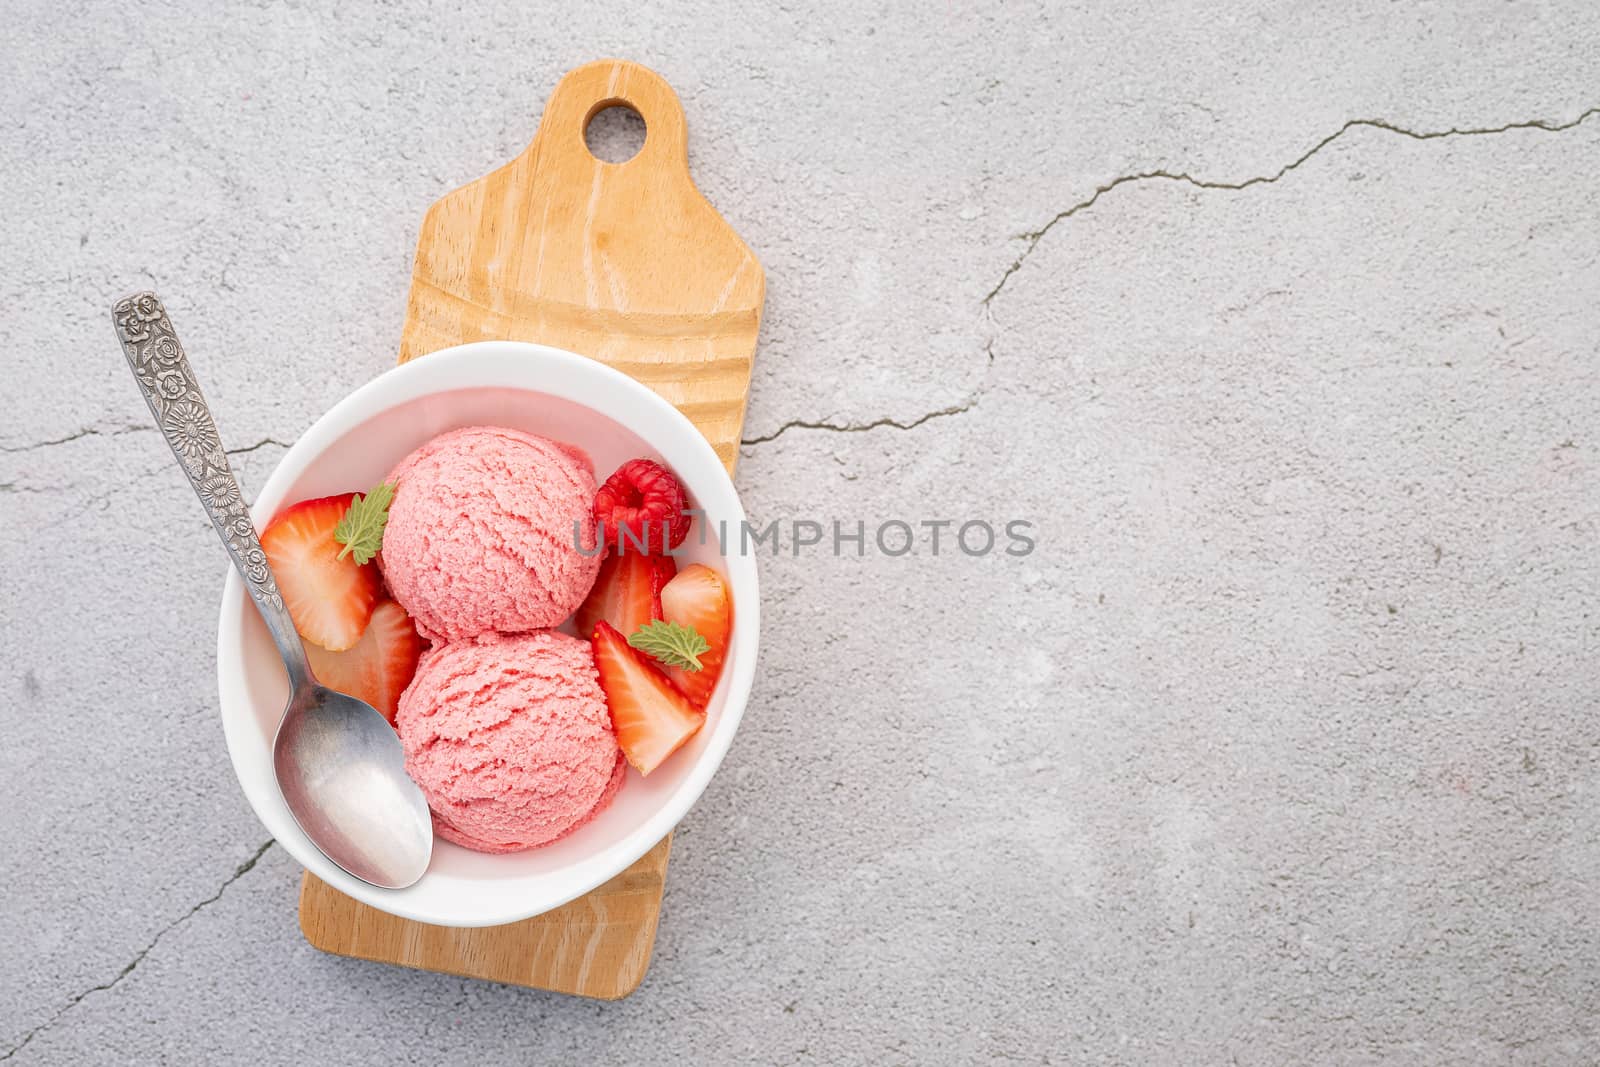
[4,1,1600,1063]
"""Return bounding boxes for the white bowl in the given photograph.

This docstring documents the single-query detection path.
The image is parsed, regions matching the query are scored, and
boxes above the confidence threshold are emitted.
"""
[216,341,759,927]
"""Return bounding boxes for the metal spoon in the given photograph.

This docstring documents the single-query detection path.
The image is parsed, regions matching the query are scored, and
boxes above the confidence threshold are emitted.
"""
[113,292,433,889]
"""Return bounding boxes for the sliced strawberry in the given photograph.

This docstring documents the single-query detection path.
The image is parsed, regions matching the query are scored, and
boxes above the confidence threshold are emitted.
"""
[592,621,704,775]
[658,564,732,709]
[593,458,691,553]
[261,493,382,651]
[574,550,676,638]
[305,600,424,725]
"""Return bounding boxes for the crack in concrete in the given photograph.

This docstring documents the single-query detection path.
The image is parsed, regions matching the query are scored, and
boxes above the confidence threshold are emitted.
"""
[0,425,152,454]
[741,108,1599,461]
[982,106,1600,306]
[2,439,288,501]
[0,840,275,1062]
[224,437,292,456]
[0,430,289,460]
[740,400,976,447]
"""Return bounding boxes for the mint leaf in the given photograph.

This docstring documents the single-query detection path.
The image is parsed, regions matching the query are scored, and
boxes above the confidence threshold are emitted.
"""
[334,481,396,564]
[628,620,709,671]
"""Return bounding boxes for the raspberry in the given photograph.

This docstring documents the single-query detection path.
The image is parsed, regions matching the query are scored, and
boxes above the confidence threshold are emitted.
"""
[593,458,691,553]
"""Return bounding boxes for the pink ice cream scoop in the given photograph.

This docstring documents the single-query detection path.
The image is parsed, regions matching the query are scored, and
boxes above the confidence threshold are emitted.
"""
[396,630,626,853]
[379,425,602,642]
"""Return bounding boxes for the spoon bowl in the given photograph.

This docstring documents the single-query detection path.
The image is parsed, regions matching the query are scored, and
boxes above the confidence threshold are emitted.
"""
[273,686,433,889]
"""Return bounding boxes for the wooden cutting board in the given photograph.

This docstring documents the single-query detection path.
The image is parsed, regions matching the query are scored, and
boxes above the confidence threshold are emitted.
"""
[297,58,764,999]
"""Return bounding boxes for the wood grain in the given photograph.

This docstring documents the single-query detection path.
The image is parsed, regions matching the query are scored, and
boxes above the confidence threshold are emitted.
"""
[300,838,673,997]
[298,58,763,1000]
[399,57,763,467]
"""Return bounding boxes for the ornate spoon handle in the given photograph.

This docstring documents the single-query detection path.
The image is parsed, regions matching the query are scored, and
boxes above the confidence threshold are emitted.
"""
[113,292,312,687]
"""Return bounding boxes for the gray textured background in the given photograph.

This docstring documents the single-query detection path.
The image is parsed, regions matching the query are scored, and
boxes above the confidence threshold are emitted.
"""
[5,2,1600,1063]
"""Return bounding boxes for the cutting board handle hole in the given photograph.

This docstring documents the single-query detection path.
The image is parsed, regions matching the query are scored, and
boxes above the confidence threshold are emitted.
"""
[584,103,646,164]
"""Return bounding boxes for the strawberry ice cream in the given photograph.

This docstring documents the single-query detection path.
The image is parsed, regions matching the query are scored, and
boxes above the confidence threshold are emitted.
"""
[379,425,602,642]
[396,630,626,853]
